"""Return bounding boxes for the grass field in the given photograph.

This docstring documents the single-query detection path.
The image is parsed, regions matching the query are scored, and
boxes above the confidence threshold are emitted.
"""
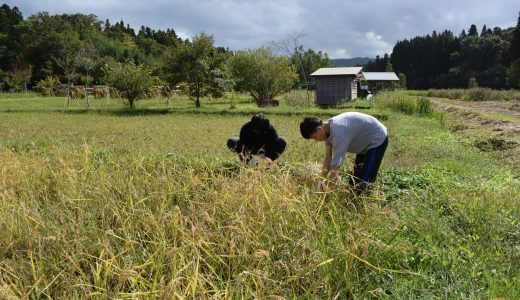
[1,92,519,298]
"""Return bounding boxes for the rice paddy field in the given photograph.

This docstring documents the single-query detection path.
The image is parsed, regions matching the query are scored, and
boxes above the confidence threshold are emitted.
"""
[0,92,519,298]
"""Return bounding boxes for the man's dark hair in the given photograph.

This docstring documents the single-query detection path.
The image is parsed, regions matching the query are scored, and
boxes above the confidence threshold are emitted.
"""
[251,114,270,133]
[300,117,322,139]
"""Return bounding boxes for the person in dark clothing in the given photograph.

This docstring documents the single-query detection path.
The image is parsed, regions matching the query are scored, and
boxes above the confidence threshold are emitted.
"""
[227,114,287,163]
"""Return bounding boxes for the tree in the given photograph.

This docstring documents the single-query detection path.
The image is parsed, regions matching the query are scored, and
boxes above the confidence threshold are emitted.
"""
[77,46,98,86]
[103,60,159,108]
[509,60,520,87]
[0,69,7,92]
[163,33,222,107]
[54,47,81,106]
[468,24,479,36]
[7,55,32,92]
[290,46,332,86]
[271,32,332,107]
[398,73,407,89]
[75,45,99,106]
[230,47,297,106]
[508,12,520,87]
[0,4,24,72]
[15,12,85,83]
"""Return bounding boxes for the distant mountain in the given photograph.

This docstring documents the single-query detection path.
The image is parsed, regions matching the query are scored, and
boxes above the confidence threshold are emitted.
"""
[331,57,374,67]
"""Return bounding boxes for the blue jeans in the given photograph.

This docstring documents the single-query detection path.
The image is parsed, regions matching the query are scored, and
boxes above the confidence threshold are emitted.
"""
[350,137,388,193]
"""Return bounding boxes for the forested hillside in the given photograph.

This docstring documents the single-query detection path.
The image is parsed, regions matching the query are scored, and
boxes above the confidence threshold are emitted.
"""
[0,4,331,95]
[1,3,519,92]
[366,15,520,89]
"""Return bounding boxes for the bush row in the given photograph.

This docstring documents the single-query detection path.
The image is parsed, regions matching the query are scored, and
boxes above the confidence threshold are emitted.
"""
[408,88,520,101]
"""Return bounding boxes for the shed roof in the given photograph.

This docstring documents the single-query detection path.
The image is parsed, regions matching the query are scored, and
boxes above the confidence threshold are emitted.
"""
[360,72,399,81]
[311,67,362,76]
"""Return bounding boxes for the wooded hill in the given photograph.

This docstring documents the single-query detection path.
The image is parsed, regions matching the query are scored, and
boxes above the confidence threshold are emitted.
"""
[1,4,519,91]
[365,16,520,89]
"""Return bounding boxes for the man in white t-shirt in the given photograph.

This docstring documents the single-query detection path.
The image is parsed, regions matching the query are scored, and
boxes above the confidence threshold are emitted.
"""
[299,112,388,193]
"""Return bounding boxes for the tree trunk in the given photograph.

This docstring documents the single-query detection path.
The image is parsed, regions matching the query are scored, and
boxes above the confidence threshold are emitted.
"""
[195,79,201,108]
[66,82,71,107]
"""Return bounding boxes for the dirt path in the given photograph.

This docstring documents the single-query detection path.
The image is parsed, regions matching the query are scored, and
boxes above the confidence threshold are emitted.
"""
[428,97,520,171]
[429,97,520,134]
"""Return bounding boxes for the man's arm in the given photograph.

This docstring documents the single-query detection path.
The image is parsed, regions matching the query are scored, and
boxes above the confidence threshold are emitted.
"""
[321,144,332,177]
[323,144,341,181]
[239,123,252,146]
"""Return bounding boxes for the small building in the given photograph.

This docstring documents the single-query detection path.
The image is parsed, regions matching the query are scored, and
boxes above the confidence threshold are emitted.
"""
[310,67,362,106]
[359,72,399,95]
[311,68,400,104]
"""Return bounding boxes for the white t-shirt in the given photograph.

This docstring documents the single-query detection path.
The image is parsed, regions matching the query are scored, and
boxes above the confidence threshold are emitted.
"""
[325,112,388,166]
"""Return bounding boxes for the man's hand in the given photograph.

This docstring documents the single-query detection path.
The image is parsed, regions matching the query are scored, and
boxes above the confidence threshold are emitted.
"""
[317,179,328,192]
[327,165,341,182]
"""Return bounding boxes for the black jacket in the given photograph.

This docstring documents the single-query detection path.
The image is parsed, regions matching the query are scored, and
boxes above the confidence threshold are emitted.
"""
[239,121,279,153]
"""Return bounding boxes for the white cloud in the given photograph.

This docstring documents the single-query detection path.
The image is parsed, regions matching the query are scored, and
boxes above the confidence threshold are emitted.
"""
[363,31,392,55]
[176,29,192,41]
[330,49,350,59]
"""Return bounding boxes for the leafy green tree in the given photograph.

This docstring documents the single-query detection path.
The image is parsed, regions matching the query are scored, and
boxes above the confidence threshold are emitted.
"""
[103,60,160,108]
[290,46,332,86]
[17,12,84,82]
[457,34,509,88]
[0,4,24,72]
[230,47,297,106]
[163,33,223,107]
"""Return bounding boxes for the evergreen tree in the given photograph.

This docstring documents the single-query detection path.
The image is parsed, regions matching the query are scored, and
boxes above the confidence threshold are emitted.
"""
[510,12,520,62]
[508,12,520,87]
[468,24,479,36]
[480,25,488,36]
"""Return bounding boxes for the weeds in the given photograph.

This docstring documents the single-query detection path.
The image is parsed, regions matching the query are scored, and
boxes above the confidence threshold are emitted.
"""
[1,95,519,298]
[374,92,437,118]
[406,88,520,101]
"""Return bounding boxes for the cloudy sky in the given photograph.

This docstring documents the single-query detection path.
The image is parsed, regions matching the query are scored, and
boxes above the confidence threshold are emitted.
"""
[3,0,519,58]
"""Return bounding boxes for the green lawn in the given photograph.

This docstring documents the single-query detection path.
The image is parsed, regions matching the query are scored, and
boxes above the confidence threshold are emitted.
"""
[0,93,518,298]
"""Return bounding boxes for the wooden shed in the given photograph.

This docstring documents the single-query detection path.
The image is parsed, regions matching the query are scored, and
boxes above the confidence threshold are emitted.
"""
[310,67,362,105]
[358,72,399,95]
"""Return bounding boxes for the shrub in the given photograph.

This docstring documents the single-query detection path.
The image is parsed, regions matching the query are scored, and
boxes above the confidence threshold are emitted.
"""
[465,87,494,101]
[426,89,464,100]
[375,92,435,117]
[417,97,434,116]
[34,76,61,96]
